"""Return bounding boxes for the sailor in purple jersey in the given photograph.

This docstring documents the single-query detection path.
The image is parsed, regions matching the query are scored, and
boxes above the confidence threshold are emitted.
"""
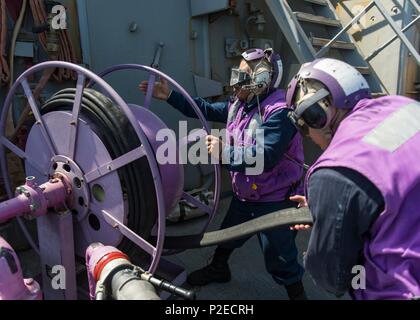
[286,58,420,300]
[140,48,307,300]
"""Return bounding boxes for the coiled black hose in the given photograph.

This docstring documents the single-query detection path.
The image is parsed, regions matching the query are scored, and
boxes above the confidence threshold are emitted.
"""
[41,88,158,255]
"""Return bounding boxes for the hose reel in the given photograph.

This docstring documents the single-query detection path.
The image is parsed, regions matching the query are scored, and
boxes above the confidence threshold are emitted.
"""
[0,61,222,275]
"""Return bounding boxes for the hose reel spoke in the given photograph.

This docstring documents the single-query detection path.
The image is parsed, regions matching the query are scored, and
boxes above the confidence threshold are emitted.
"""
[100,210,156,256]
[67,74,86,160]
[181,191,212,215]
[84,146,146,184]
[0,136,47,176]
[21,78,57,157]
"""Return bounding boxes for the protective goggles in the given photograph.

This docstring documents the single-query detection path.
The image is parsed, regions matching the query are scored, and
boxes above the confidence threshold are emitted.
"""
[230,68,251,87]
[288,88,331,132]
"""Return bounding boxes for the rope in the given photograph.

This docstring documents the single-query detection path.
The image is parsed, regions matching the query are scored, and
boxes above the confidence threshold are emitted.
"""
[10,0,79,140]
[0,0,10,86]
[29,0,77,81]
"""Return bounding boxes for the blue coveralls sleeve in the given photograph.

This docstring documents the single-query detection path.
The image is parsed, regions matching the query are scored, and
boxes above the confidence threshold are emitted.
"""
[306,167,384,297]
[223,109,298,173]
[166,90,229,123]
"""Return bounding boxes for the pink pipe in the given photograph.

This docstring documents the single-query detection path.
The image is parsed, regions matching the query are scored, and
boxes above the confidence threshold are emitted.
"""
[0,176,69,223]
[0,194,31,222]
[0,236,42,300]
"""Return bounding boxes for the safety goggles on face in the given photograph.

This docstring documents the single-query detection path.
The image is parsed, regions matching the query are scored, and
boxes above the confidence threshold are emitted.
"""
[289,88,331,130]
[230,67,251,87]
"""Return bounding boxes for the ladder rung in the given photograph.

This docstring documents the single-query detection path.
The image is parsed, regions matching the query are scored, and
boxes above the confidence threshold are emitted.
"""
[303,0,328,6]
[356,67,370,75]
[311,37,356,50]
[294,11,342,27]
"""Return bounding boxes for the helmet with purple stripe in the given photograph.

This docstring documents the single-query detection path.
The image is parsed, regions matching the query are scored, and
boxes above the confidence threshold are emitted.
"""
[286,58,372,130]
[242,48,265,61]
[286,58,371,110]
[239,48,283,90]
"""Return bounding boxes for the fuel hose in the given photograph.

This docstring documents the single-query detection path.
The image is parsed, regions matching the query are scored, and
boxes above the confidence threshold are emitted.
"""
[155,207,313,249]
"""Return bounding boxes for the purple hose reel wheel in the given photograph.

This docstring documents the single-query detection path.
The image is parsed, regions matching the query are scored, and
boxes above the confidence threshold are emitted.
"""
[90,64,222,254]
[0,61,221,274]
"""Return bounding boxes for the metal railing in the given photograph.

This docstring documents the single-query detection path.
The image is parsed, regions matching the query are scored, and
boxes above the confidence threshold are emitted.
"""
[315,0,420,67]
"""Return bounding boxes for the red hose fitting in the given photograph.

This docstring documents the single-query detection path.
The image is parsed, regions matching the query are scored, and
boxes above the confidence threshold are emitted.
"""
[93,251,130,282]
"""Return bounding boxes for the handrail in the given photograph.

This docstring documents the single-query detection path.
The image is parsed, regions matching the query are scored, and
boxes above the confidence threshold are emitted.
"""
[316,0,420,67]
[315,1,375,58]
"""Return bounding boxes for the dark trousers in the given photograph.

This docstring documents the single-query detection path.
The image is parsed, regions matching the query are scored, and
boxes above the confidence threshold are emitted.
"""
[219,196,304,286]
